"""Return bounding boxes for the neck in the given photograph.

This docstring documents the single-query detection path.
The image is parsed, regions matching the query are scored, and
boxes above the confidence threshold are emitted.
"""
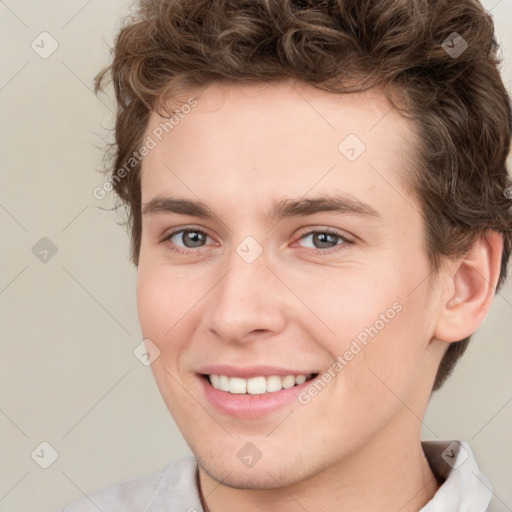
[198,427,440,512]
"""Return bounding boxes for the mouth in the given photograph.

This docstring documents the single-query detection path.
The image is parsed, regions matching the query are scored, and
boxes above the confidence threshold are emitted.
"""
[196,366,322,418]
[200,373,319,395]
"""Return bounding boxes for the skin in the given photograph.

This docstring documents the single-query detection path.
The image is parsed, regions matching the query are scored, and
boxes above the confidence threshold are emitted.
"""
[136,79,502,511]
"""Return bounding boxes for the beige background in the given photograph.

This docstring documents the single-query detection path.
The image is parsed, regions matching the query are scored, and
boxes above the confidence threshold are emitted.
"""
[0,1,511,511]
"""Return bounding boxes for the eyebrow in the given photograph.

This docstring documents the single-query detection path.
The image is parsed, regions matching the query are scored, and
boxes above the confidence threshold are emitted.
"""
[141,194,381,221]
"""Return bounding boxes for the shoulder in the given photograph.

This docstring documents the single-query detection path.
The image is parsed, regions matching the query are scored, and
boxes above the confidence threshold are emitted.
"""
[60,456,199,512]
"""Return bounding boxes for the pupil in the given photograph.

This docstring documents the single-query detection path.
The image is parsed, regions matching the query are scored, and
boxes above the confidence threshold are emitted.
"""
[184,231,204,247]
[314,233,337,248]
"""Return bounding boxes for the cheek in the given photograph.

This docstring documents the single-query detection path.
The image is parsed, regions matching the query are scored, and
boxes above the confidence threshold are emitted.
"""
[297,263,431,392]
[290,267,402,348]
[136,265,201,412]
[138,250,201,304]
[136,265,166,338]
[136,263,195,344]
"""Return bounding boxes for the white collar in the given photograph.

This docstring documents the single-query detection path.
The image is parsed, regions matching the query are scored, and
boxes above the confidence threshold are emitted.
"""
[419,440,492,511]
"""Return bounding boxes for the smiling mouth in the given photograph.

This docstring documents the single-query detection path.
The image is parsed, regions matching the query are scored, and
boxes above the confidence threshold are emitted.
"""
[201,373,319,395]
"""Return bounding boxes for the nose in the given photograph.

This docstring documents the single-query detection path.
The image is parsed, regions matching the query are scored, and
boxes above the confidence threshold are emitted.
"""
[204,246,288,344]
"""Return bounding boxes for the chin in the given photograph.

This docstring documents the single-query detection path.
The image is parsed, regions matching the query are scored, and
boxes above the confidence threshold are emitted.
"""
[195,447,321,491]
[198,458,301,490]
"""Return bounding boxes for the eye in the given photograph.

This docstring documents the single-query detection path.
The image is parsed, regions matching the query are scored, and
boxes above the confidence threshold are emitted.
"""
[296,229,352,251]
[160,226,353,256]
[161,228,214,253]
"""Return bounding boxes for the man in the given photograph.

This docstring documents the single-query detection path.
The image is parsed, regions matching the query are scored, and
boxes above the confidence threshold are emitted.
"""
[63,0,512,510]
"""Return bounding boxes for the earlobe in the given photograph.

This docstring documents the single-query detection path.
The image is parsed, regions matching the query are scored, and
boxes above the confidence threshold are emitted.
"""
[433,231,503,343]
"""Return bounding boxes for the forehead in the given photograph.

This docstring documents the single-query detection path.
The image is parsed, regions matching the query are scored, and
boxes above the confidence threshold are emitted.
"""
[140,80,418,215]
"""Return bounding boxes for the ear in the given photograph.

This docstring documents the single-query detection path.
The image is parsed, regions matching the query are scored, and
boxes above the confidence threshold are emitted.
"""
[433,231,503,343]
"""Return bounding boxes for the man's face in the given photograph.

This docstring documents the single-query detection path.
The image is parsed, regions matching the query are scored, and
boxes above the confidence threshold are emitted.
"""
[137,81,443,489]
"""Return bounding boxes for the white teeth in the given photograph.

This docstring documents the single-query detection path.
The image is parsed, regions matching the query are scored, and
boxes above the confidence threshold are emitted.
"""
[266,375,282,392]
[246,376,267,394]
[210,375,220,388]
[281,375,296,389]
[229,377,247,394]
[295,374,306,385]
[208,374,311,394]
[219,375,230,391]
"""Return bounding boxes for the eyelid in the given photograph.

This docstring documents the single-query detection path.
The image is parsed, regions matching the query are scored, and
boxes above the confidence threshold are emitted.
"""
[160,225,215,247]
[289,229,353,255]
[294,226,354,244]
[160,225,354,255]
[296,225,352,237]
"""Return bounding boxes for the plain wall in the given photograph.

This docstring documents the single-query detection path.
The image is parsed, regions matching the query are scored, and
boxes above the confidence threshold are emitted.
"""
[0,1,511,510]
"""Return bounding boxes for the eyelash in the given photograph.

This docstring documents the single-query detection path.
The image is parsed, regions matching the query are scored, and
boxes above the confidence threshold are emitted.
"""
[160,226,353,256]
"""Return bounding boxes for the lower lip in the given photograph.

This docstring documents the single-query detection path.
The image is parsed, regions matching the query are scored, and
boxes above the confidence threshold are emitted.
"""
[198,375,316,419]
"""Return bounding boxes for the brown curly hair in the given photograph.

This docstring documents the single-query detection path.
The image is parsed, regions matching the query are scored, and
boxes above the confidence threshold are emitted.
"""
[94,0,512,391]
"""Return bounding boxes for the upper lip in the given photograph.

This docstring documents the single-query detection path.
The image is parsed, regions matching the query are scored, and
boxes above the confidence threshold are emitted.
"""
[196,365,319,379]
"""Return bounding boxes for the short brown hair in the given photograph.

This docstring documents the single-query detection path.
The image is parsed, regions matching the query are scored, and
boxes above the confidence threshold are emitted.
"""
[95,0,512,391]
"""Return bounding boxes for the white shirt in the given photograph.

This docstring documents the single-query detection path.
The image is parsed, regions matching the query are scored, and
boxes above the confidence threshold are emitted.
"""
[60,440,492,511]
